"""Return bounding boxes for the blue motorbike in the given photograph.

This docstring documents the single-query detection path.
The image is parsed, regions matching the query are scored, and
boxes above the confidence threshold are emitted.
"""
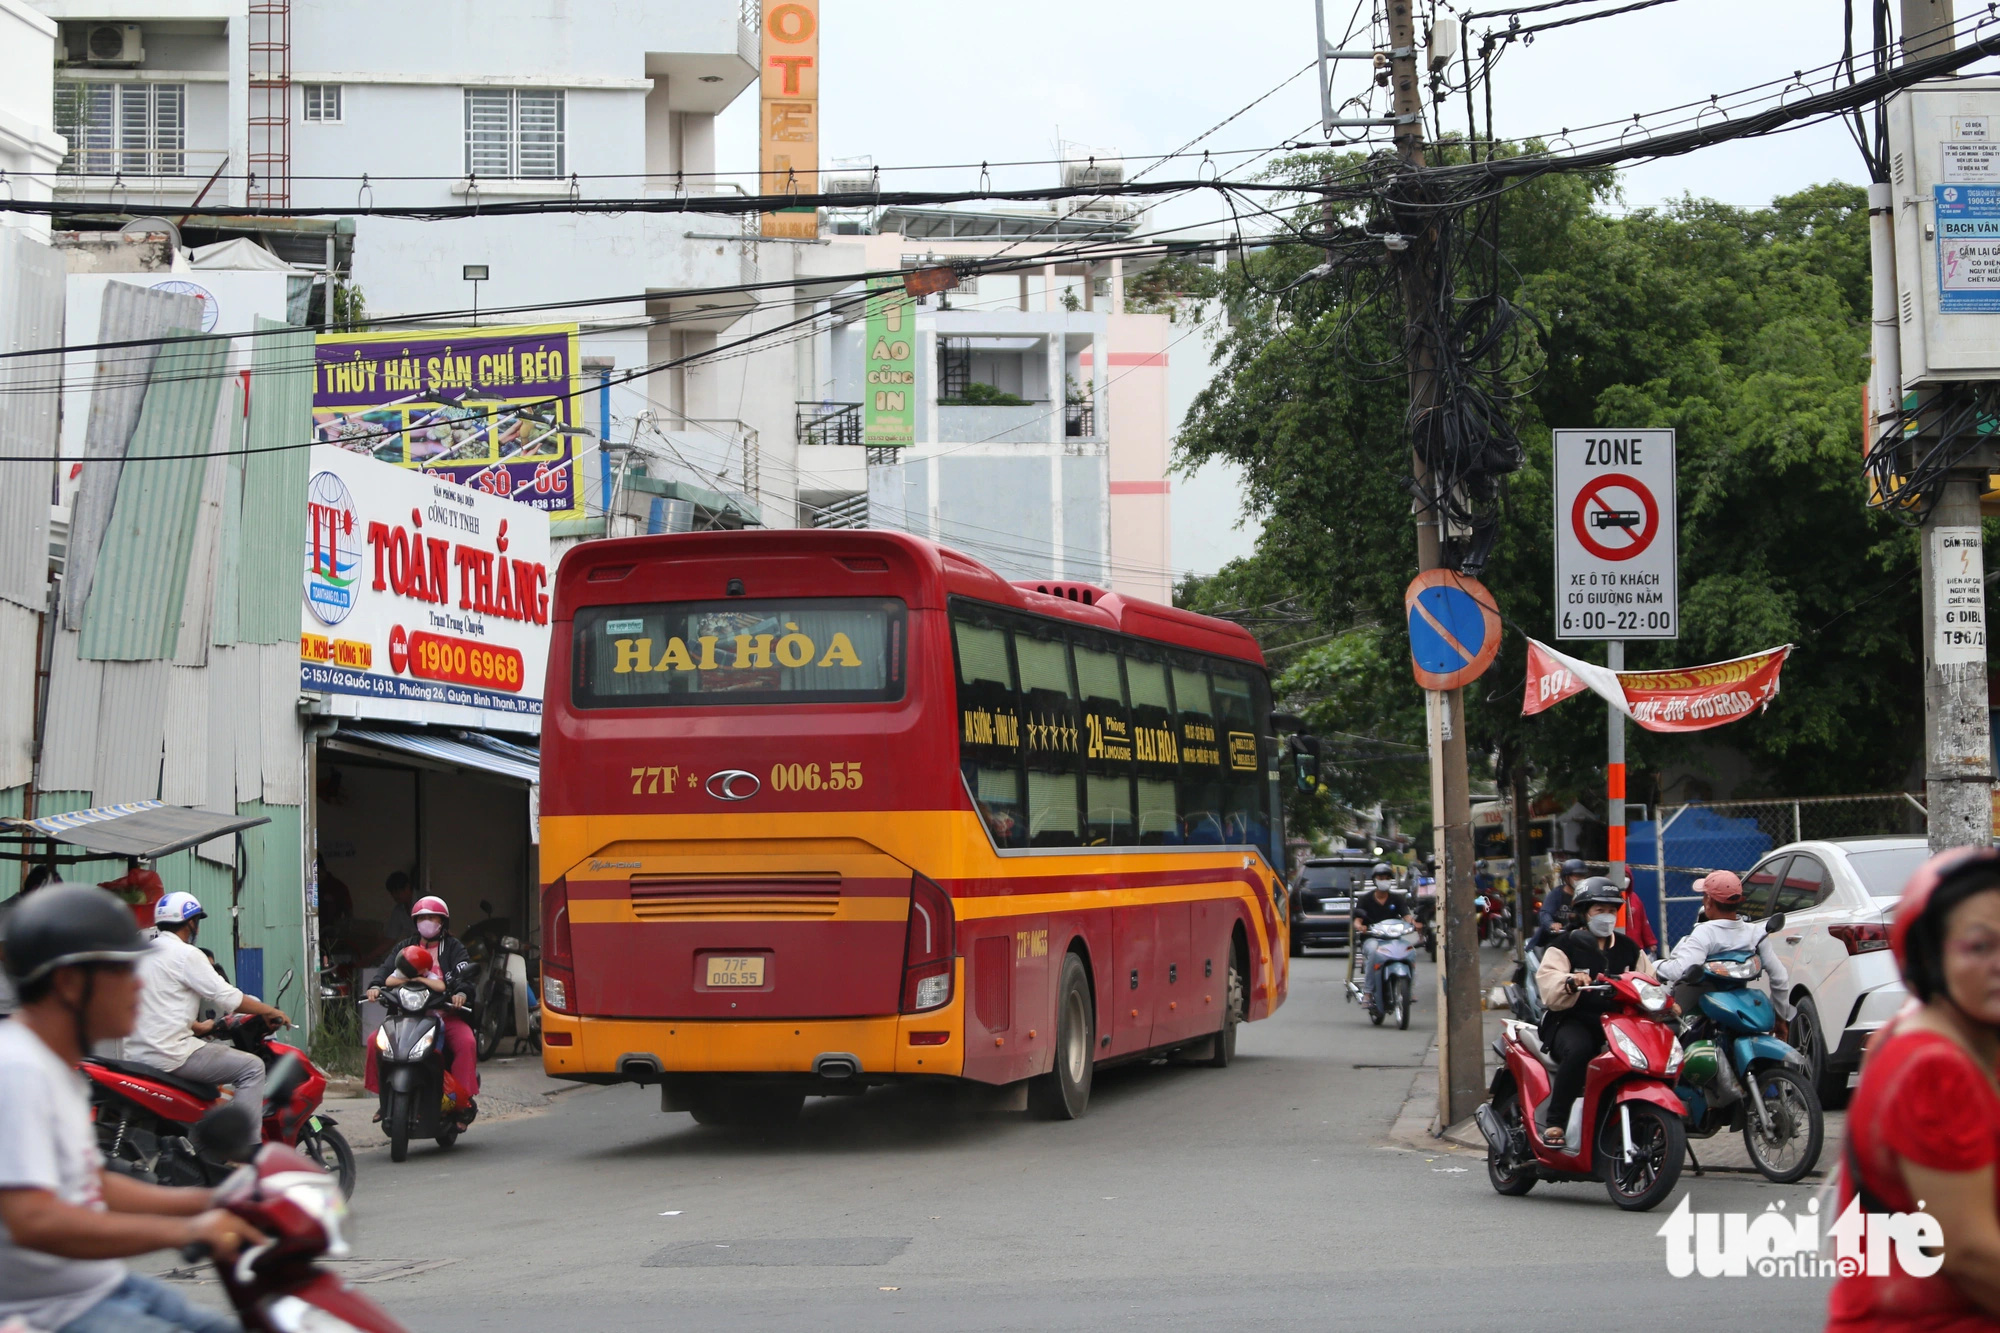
[1347,919,1417,1030]
[1671,914,1824,1183]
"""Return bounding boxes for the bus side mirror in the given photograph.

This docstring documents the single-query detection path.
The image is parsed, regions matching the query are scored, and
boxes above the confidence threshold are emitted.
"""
[1286,735,1322,792]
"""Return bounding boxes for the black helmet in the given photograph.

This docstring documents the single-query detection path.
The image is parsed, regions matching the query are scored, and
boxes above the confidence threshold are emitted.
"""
[1371,862,1394,879]
[1561,858,1588,877]
[1570,876,1625,912]
[2,883,149,988]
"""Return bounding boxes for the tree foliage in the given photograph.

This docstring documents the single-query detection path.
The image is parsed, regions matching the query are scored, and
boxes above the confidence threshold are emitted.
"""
[1177,160,1925,811]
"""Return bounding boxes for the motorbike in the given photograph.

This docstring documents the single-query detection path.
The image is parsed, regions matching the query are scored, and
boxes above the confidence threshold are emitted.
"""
[1478,893,1516,951]
[1345,919,1418,1030]
[1476,970,1688,1211]
[1671,913,1824,1183]
[1411,896,1439,962]
[373,979,476,1163]
[1504,947,1546,1024]
[185,1056,408,1332]
[464,905,537,1060]
[84,969,355,1199]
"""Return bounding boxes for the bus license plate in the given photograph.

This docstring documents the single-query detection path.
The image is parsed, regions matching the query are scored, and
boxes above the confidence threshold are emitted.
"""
[705,956,766,987]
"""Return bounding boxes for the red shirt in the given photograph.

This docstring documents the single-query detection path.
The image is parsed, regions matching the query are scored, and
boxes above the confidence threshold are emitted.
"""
[1829,1028,2000,1331]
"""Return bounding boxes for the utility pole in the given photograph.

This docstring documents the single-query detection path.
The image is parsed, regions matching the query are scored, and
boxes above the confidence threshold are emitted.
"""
[1384,0,1483,1128]
[1896,0,1993,852]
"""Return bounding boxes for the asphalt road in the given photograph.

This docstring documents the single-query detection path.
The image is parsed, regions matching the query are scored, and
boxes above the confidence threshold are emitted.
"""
[157,949,1838,1330]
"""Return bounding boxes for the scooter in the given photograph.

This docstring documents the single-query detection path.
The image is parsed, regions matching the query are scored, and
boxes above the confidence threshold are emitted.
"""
[1411,896,1439,963]
[372,979,475,1163]
[185,1056,409,1332]
[1672,913,1824,1183]
[464,905,535,1060]
[1478,893,1515,951]
[1476,970,1688,1212]
[84,969,355,1199]
[1346,920,1418,1030]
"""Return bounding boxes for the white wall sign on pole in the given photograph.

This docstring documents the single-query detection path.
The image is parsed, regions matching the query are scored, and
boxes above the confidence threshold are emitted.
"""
[1553,429,1679,640]
[1931,525,1988,665]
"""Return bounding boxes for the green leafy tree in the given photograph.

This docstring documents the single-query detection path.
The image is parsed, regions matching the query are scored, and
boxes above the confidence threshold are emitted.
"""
[1178,157,1923,805]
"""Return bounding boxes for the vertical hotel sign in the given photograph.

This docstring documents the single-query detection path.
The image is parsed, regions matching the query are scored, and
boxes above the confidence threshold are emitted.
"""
[761,1,819,239]
[864,278,915,446]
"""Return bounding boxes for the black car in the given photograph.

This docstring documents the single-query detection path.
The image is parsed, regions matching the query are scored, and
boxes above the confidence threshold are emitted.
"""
[1289,855,1377,954]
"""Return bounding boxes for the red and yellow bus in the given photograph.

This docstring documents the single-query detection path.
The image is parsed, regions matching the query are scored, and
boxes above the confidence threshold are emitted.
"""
[537,529,1297,1121]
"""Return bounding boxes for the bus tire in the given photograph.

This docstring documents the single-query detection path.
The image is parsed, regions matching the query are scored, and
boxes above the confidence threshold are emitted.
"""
[1029,953,1094,1120]
[1202,948,1245,1068]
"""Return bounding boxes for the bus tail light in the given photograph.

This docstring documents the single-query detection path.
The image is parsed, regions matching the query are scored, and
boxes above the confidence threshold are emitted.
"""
[900,872,956,1014]
[543,876,574,1014]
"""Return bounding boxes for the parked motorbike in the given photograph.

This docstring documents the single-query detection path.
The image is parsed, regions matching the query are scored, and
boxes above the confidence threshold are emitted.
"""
[1411,897,1439,963]
[84,969,355,1199]
[1476,970,1687,1211]
[464,905,535,1060]
[1346,920,1418,1030]
[372,980,475,1162]
[1504,948,1546,1024]
[185,1056,409,1332]
[1672,913,1824,1183]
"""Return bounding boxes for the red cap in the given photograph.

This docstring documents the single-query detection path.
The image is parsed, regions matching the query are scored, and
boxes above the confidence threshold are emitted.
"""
[1701,870,1743,905]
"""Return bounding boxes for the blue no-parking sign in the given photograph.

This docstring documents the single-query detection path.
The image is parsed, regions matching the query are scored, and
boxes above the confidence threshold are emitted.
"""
[1404,570,1502,690]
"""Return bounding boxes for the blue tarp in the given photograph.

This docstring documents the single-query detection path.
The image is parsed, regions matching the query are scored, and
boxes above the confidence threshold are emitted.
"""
[1626,808,1775,946]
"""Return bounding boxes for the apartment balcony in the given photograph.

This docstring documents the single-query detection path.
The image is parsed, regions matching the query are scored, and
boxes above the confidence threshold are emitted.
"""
[936,402,1056,445]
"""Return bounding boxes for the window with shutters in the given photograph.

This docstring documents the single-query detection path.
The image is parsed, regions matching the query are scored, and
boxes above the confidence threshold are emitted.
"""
[463,88,564,179]
[55,82,184,176]
[302,84,342,123]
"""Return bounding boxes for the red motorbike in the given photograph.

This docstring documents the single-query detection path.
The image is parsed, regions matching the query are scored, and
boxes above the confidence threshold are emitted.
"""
[185,1057,408,1332]
[1474,970,1687,1211]
[83,971,355,1197]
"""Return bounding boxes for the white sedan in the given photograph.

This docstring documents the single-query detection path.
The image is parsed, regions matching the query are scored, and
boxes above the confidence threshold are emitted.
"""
[1732,836,1929,1104]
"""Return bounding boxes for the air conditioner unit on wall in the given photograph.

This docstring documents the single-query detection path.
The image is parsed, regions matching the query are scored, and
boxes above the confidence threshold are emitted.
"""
[81,24,145,67]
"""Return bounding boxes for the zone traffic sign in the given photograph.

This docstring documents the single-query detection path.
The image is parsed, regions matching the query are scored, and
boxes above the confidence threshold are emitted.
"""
[1554,429,1678,640]
[1404,570,1502,691]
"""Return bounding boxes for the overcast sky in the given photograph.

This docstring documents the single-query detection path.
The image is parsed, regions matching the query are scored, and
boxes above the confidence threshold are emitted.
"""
[715,1,1974,581]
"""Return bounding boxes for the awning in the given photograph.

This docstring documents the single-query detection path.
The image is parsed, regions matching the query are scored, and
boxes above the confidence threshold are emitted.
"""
[326,728,540,786]
[0,801,271,861]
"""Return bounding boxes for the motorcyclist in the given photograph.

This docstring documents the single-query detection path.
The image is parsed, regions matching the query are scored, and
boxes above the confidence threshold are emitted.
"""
[1532,877,1659,1147]
[1654,870,1793,1040]
[0,883,262,1333]
[1353,863,1416,1017]
[364,895,479,1118]
[123,893,290,1110]
[1533,858,1590,948]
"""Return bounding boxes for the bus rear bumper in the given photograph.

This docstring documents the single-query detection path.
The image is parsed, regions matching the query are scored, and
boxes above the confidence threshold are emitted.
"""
[540,1010,967,1083]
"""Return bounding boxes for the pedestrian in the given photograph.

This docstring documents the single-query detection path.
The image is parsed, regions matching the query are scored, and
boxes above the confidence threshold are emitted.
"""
[0,883,261,1332]
[1827,846,2000,1329]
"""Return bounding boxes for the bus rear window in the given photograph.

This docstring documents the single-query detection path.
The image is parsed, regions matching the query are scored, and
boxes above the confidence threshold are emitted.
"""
[571,598,906,708]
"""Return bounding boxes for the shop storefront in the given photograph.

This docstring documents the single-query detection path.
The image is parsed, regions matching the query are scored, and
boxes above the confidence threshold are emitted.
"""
[298,444,550,1005]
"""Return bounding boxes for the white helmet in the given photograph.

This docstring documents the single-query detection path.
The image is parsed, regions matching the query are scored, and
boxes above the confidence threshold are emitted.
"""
[154,891,206,927]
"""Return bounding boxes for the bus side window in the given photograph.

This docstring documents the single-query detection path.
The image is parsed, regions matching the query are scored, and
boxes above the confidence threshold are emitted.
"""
[1013,626,1083,848]
[952,611,1027,849]
[1073,636,1135,847]
[1171,663,1225,845]
[1125,650,1179,845]
[1211,668,1268,851]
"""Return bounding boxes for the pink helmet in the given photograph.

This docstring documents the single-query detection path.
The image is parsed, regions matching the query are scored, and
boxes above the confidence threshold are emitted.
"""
[1701,871,1743,906]
[410,894,449,919]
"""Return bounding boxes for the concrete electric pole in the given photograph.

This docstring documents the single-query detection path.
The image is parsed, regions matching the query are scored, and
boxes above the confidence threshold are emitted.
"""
[1382,0,1483,1128]
[1896,0,1994,852]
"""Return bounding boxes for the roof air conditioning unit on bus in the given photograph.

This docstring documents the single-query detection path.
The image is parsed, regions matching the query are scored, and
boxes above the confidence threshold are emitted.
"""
[82,23,145,67]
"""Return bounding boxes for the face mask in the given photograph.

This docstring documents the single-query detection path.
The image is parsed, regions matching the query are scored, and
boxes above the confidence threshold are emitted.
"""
[1586,912,1617,939]
[416,918,443,941]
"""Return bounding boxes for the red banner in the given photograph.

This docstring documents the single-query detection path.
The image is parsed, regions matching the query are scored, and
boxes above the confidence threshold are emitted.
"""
[1522,639,1790,733]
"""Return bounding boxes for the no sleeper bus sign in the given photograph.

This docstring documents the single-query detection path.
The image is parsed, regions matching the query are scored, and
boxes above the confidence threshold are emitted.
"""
[1553,429,1678,641]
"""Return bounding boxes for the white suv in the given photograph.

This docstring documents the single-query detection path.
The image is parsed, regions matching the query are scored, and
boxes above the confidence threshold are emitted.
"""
[1730,837,1929,1103]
